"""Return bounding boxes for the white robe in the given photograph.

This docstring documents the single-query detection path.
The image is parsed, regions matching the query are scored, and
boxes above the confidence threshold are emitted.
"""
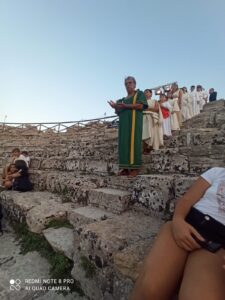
[161,102,172,137]
[181,93,191,121]
[202,90,208,108]
[187,94,194,118]
[196,91,205,111]
[142,99,164,150]
[189,91,200,116]
[168,99,180,130]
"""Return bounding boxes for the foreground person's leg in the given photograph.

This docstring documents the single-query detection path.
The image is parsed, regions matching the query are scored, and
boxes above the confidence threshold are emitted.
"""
[178,248,225,300]
[130,222,189,300]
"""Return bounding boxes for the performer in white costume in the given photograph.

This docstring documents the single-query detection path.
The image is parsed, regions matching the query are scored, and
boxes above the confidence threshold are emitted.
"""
[196,85,205,111]
[142,89,164,152]
[171,83,183,128]
[189,85,200,116]
[167,90,180,131]
[201,86,208,106]
[159,94,172,138]
[181,87,191,121]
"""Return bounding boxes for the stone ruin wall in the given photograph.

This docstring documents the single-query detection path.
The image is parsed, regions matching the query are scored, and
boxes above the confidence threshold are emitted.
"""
[1,100,225,216]
[0,99,225,300]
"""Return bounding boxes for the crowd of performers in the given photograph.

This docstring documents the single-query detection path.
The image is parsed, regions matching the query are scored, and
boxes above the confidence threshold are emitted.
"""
[142,83,209,154]
[108,77,216,177]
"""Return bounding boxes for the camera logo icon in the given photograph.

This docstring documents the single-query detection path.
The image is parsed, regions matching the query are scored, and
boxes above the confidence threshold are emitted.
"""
[10,279,21,291]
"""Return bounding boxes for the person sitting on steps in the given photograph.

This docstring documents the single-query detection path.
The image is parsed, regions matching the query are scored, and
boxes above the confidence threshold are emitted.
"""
[130,167,225,300]
[11,160,33,192]
[2,163,17,189]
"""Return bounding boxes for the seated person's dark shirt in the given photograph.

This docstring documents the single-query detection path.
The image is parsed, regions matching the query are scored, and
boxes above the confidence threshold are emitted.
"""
[12,167,33,192]
[209,92,217,102]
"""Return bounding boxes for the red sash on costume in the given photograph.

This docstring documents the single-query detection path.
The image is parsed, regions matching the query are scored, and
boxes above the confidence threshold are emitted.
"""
[161,107,170,119]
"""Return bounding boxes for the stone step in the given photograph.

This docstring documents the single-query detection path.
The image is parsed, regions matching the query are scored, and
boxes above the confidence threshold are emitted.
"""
[88,188,131,214]
[163,127,221,148]
[68,206,115,228]
[43,227,75,260]
[131,174,197,217]
[182,100,225,130]
[71,211,163,299]
[77,211,162,260]
[142,147,189,174]
[0,191,77,233]
[28,157,118,175]
[113,238,155,299]
[203,99,225,111]
[27,170,197,217]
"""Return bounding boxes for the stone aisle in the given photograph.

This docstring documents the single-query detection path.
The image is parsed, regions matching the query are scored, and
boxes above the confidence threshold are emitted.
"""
[0,219,87,300]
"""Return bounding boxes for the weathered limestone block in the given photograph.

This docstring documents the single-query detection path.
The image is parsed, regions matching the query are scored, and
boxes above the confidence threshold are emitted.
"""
[131,174,175,216]
[0,251,50,300]
[26,202,69,233]
[112,238,156,300]
[68,206,114,228]
[174,175,198,200]
[72,213,162,300]
[212,130,225,145]
[29,171,105,204]
[29,170,48,191]
[203,99,225,112]
[186,143,225,171]
[63,158,118,175]
[0,191,76,233]
[164,133,187,148]
[183,111,216,129]
[215,109,225,129]
[35,290,88,300]
[41,157,65,170]
[88,188,131,214]
[144,148,189,174]
[104,176,136,191]
[113,276,134,300]
[190,128,220,146]
[43,227,75,259]
[0,191,61,223]
[29,157,41,169]
[113,238,154,281]
[76,212,162,269]
[71,254,110,300]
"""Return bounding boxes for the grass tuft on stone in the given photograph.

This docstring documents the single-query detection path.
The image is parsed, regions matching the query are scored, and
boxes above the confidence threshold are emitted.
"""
[45,219,73,229]
[12,221,84,296]
[80,256,96,279]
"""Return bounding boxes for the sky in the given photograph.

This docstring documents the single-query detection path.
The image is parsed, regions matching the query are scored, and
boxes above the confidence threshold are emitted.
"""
[0,0,225,123]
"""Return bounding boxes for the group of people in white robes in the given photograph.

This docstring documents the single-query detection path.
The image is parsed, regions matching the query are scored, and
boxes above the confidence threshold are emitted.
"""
[142,84,208,153]
[189,85,208,116]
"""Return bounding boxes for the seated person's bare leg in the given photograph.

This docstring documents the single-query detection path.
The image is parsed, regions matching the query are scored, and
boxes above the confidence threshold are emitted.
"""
[2,168,6,181]
[130,222,189,300]
[4,180,12,189]
[178,248,225,300]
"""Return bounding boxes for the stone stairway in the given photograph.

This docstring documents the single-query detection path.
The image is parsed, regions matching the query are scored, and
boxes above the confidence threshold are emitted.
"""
[0,99,225,299]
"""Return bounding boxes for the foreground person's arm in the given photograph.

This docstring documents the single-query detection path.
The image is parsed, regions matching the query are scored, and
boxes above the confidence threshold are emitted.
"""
[172,177,210,251]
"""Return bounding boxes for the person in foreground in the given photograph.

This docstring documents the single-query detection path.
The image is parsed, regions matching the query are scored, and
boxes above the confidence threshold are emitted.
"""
[130,167,225,300]
[108,76,147,177]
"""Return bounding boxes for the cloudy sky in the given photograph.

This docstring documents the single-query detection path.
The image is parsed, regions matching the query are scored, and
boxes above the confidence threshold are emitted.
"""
[1,0,225,123]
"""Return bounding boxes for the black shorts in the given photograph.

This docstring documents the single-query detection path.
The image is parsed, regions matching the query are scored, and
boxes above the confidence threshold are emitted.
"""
[185,207,225,253]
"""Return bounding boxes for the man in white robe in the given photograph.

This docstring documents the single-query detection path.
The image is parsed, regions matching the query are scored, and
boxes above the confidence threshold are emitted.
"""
[189,85,200,116]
